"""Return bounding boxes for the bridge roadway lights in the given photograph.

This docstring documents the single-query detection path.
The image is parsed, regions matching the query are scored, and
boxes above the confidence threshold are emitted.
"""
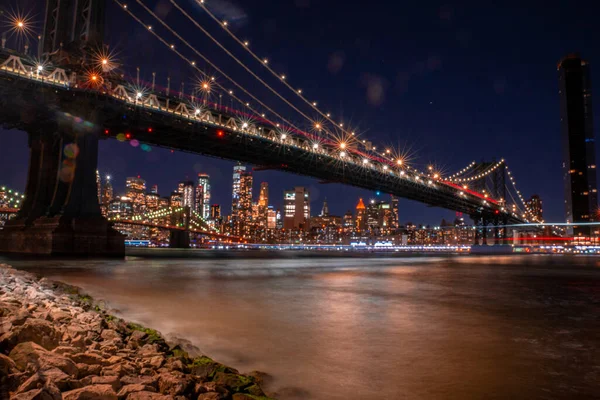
[0,100,124,257]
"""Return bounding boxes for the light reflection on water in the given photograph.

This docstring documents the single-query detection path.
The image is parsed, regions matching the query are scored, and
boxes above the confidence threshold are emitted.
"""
[4,254,600,399]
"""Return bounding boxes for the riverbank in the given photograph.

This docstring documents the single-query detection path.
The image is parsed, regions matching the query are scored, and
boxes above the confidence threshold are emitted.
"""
[0,263,274,400]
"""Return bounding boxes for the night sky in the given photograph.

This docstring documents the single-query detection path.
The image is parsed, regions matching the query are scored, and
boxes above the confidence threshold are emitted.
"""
[1,0,598,224]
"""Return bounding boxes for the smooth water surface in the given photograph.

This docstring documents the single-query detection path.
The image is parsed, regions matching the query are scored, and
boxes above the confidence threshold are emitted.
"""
[4,254,600,399]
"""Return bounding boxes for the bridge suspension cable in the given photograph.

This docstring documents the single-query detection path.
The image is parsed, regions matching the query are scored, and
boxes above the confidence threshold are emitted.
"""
[447,160,505,183]
[115,0,305,135]
[446,161,476,180]
[166,0,331,139]
[194,0,366,141]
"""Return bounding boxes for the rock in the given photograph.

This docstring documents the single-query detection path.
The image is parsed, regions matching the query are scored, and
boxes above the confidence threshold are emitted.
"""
[0,352,17,374]
[120,375,158,388]
[126,392,173,400]
[52,346,78,356]
[148,355,164,369]
[0,318,13,335]
[70,352,108,366]
[212,372,254,392]
[245,384,266,396]
[101,361,137,377]
[16,367,71,392]
[157,372,193,396]
[0,318,61,352]
[63,384,118,400]
[10,309,31,325]
[11,384,62,400]
[197,382,230,398]
[76,363,103,378]
[101,329,122,342]
[232,395,259,400]
[117,383,156,397]
[9,342,78,376]
[92,375,122,391]
[164,358,183,372]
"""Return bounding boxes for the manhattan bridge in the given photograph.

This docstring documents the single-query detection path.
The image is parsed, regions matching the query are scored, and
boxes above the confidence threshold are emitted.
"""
[0,0,539,255]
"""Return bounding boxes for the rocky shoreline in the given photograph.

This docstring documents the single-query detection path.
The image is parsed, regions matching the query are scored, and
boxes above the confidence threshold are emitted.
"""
[0,264,275,400]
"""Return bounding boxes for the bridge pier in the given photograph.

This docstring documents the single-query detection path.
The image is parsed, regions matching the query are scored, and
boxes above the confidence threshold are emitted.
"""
[0,125,124,256]
[169,231,190,249]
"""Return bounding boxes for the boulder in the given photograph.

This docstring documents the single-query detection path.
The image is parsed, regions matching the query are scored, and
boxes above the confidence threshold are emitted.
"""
[9,342,78,376]
[117,383,156,398]
[120,374,158,388]
[18,367,71,392]
[212,372,254,392]
[11,384,62,400]
[63,384,118,400]
[0,318,61,352]
[0,352,17,374]
[157,372,193,396]
[70,352,108,366]
[92,375,122,392]
[76,363,103,378]
[148,355,165,369]
[101,329,122,342]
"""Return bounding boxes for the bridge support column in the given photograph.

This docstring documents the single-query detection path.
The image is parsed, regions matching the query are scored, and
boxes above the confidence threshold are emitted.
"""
[0,126,124,256]
[481,218,488,246]
[169,230,190,249]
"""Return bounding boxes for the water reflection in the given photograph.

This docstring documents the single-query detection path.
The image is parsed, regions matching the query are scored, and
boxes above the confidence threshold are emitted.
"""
[4,255,600,399]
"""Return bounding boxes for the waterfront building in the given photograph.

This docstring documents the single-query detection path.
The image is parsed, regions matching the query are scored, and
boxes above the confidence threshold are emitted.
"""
[96,170,101,204]
[211,204,221,220]
[283,187,310,230]
[169,191,182,207]
[355,198,366,233]
[343,210,354,234]
[558,54,598,235]
[101,176,113,216]
[145,192,160,212]
[150,184,159,194]
[125,176,146,214]
[391,195,399,230]
[526,195,543,222]
[178,181,195,210]
[320,198,329,217]
[107,196,133,220]
[231,166,253,237]
[196,174,211,219]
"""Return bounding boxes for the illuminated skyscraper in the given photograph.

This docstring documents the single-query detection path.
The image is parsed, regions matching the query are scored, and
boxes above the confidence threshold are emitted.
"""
[125,176,146,214]
[231,163,246,213]
[210,204,221,220]
[96,170,101,204]
[320,198,329,217]
[101,176,113,216]
[145,192,160,212]
[558,54,598,235]
[283,187,310,230]
[390,195,399,229]
[178,181,195,209]
[150,184,159,194]
[355,198,366,232]
[232,171,253,237]
[170,191,182,207]
[526,195,543,222]
[196,174,211,218]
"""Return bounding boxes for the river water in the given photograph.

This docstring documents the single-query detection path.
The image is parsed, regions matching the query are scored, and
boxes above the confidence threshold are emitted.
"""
[4,254,600,399]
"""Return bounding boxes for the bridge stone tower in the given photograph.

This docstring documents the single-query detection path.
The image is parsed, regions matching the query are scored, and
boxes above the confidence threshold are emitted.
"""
[41,0,106,62]
[0,0,124,256]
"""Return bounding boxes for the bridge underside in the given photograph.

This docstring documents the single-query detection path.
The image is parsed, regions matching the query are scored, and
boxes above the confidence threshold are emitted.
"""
[0,65,519,255]
[0,74,124,256]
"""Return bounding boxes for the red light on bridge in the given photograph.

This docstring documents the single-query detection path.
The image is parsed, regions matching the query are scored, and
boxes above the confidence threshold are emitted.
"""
[104,129,109,135]
[217,130,224,137]
[125,133,131,140]
[148,127,153,133]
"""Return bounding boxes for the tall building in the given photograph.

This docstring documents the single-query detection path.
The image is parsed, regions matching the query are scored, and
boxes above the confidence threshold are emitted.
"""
[283,187,310,230]
[96,170,101,204]
[101,176,114,216]
[355,198,366,232]
[558,54,598,235]
[150,185,159,194]
[170,191,183,207]
[107,196,133,219]
[390,195,399,230]
[526,195,543,222]
[231,166,253,237]
[125,176,146,214]
[343,210,354,234]
[145,192,160,212]
[320,198,329,217]
[196,174,211,219]
[211,204,221,220]
[178,181,195,210]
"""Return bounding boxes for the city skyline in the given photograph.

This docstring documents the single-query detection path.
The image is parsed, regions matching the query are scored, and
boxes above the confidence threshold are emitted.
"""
[1,1,598,226]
